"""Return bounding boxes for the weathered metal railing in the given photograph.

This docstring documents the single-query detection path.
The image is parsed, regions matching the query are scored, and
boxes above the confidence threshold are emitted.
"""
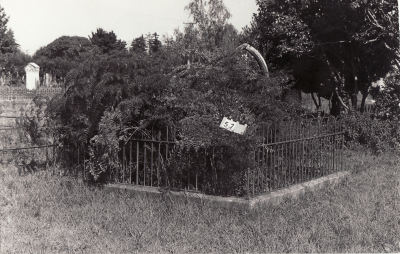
[106,117,344,197]
[251,116,344,196]
[0,116,344,197]
[116,127,179,188]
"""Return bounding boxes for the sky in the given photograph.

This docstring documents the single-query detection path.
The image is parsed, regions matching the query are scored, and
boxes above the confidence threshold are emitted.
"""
[1,0,259,55]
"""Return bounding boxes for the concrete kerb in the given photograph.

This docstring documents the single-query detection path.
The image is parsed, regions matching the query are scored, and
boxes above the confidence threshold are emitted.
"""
[104,171,351,211]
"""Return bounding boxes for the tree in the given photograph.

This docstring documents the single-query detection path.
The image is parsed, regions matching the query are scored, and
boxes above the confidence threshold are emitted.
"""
[182,0,235,51]
[0,50,32,83]
[130,34,146,53]
[0,5,19,54]
[150,32,162,53]
[89,28,127,54]
[245,0,399,115]
[0,5,27,86]
[34,36,92,59]
[33,36,93,82]
[47,0,304,182]
[143,32,162,54]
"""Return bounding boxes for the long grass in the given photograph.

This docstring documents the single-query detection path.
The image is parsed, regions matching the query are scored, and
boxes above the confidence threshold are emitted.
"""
[1,151,400,253]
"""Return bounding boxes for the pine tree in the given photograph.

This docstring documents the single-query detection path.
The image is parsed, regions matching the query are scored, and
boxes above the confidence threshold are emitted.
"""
[150,33,162,53]
[145,32,153,54]
[89,28,126,54]
[130,35,147,53]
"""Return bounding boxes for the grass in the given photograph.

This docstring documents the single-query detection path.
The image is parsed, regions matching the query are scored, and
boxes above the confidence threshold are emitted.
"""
[1,151,400,253]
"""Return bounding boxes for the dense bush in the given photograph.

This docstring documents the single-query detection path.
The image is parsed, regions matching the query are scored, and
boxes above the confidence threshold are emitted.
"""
[341,111,400,154]
[41,41,305,187]
[369,73,400,121]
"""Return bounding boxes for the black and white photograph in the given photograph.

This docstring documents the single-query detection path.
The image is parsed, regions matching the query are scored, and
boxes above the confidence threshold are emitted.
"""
[0,0,399,253]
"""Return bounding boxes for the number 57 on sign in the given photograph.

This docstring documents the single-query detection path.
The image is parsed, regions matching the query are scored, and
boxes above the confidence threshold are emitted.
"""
[219,117,247,135]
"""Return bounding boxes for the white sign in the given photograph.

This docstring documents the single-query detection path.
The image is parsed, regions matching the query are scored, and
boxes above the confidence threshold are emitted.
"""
[219,117,247,135]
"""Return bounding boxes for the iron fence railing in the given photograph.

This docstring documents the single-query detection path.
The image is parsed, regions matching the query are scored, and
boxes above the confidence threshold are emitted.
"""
[251,117,344,196]
[102,117,345,197]
[1,117,345,197]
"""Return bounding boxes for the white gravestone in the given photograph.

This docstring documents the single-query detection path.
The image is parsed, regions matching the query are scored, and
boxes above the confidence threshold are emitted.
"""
[24,62,40,90]
[45,73,52,86]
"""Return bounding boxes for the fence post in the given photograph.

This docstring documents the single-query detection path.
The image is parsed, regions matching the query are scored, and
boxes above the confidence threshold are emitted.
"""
[136,141,139,185]
[123,145,125,183]
[157,141,160,187]
[77,147,80,178]
[144,141,147,186]
[247,167,250,198]
[45,133,48,171]
[83,146,86,181]
[151,142,154,187]
[129,141,132,184]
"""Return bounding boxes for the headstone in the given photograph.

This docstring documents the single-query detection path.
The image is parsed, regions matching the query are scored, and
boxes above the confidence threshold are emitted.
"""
[24,62,40,90]
[45,73,52,86]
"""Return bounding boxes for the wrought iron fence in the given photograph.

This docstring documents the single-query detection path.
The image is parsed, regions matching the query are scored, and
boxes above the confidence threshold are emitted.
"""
[0,116,344,197]
[101,117,344,197]
[251,116,344,196]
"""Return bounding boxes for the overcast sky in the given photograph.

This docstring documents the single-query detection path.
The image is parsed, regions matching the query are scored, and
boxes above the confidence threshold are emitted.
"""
[1,0,258,55]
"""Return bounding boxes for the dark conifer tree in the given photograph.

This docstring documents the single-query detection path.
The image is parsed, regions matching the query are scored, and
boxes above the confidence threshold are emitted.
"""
[130,35,147,53]
[89,28,126,54]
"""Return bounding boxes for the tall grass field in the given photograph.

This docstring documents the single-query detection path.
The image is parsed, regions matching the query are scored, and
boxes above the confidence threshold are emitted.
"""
[1,151,399,253]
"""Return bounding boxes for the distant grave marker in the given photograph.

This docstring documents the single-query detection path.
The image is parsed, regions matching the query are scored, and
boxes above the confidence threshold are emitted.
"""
[24,62,40,90]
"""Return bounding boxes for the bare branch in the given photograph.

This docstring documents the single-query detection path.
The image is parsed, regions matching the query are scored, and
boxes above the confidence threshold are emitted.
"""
[367,9,385,29]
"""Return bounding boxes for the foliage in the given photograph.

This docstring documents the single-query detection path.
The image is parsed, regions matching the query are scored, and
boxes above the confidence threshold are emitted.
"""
[0,4,29,86]
[86,108,124,181]
[184,0,233,51]
[44,0,305,183]
[130,35,146,53]
[0,5,19,54]
[0,50,32,85]
[89,28,127,54]
[33,36,92,80]
[341,111,400,154]
[33,36,92,60]
[370,72,400,121]
[244,0,399,113]
[147,32,162,54]
[17,95,53,145]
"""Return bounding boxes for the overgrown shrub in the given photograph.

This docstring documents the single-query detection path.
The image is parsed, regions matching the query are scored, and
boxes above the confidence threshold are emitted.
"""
[341,111,400,154]
[342,73,400,154]
[369,73,400,121]
[43,40,306,186]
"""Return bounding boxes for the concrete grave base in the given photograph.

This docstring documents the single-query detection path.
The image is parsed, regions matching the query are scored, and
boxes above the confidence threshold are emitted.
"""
[104,171,350,210]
